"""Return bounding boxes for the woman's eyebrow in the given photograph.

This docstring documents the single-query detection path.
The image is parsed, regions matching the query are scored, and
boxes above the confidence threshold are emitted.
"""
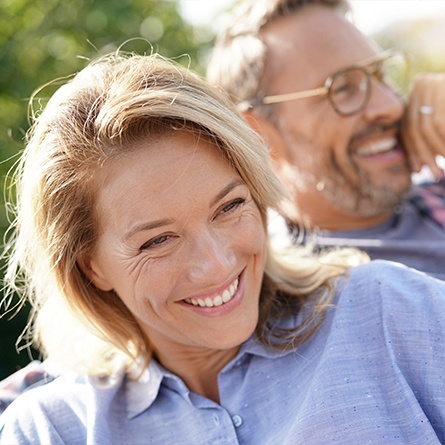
[122,218,174,242]
[122,179,245,242]
[210,179,245,207]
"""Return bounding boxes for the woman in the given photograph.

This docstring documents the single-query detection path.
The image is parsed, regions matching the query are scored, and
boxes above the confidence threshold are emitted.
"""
[1,52,445,444]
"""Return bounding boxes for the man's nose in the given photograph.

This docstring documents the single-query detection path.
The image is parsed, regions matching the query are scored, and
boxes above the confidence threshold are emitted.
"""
[363,79,405,123]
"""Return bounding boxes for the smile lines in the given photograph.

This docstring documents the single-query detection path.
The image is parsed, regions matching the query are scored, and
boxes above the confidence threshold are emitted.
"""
[184,277,239,308]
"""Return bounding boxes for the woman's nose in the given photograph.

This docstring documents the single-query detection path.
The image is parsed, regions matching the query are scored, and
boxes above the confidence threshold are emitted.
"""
[186,230,236,284]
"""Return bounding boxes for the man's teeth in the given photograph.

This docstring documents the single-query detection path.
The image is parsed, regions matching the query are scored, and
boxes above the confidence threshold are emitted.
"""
[356,138,397,157]
[184,278,239,308]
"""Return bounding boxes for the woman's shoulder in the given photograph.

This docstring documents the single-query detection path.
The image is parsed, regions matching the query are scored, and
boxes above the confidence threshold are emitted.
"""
[341,259,445,299]
[1,372,90,416]
[330,259,445,387]
[0,370,126,444]
[0,360,55,415]
[332,259,445,336]
[0,374,86,443]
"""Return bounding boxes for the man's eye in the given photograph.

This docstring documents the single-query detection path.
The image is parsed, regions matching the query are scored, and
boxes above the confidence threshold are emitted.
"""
[332,83,353,94]
[220,198,246,214]
[140,235,170,250]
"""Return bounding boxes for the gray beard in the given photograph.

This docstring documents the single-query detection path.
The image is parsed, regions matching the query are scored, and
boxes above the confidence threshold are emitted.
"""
[278,123,412,219]
[320,175,409,217]
[310,157,412,218]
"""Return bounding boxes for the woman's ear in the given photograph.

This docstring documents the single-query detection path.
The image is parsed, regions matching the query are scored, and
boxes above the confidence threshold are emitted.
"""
[242,110,290,164]
[77,255,114,292]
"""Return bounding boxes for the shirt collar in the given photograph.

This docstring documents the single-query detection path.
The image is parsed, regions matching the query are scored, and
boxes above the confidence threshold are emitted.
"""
[126,360,164,419]
[125,329,297,419]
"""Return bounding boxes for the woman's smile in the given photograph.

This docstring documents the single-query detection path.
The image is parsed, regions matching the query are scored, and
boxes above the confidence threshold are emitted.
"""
[181,271,245,318]
[183,274,240,308]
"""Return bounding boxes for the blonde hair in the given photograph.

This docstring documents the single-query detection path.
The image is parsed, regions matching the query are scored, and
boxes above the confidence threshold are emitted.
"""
[3,52,365,376]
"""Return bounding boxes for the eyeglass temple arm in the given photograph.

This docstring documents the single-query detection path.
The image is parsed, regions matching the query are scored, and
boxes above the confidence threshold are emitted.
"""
[262,86,328,104]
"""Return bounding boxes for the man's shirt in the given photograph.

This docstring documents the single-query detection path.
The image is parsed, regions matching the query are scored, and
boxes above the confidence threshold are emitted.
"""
[270,180,445,280]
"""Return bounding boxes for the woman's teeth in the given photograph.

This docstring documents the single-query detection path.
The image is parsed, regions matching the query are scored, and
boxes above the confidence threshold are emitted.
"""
[184,278,239,308]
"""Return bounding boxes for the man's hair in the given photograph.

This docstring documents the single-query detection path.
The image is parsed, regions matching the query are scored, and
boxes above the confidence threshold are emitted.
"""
[207,0,350,107]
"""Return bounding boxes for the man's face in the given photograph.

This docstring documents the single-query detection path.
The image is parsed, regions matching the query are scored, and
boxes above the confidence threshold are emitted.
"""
[259,5,411,230]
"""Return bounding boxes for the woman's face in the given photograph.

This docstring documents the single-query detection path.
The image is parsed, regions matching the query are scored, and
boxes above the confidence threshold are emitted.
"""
[84,130,267,359]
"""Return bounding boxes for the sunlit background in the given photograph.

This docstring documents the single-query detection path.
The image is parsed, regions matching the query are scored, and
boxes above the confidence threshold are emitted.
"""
[179,0,445,35]
[1,0,445,379]
[180,0,445,72]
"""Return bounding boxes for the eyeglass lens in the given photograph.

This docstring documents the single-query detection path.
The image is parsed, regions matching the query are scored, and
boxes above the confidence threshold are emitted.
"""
[328,54,406,116]
[328,69,370,115]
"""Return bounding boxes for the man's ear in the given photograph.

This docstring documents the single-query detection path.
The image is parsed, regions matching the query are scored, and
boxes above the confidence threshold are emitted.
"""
[77,255,113,292]
[242,110,290,164]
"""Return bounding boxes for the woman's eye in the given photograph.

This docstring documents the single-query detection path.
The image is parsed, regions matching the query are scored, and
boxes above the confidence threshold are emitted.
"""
[220,198,246,214]
[140,235,170,250]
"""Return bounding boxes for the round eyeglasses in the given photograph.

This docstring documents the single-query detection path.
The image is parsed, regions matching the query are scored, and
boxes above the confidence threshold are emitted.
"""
[241,50,408,117]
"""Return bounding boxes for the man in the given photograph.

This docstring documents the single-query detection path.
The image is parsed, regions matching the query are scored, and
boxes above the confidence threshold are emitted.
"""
[207,0,445,279]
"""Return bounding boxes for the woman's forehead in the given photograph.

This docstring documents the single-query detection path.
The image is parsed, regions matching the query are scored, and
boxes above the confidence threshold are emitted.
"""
[92,130,243,230]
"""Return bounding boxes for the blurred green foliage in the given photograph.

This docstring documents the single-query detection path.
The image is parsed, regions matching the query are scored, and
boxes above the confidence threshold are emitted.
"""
[375,17,445,83]
[0,0,213,379]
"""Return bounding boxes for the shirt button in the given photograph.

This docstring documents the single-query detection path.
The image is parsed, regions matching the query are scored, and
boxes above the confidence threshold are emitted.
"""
[232,414,243,428]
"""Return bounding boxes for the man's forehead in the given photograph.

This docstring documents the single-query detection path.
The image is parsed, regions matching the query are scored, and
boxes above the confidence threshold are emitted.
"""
[261,7,380,73]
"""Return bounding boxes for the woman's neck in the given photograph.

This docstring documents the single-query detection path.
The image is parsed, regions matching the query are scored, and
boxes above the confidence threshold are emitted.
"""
[154,345,240,404]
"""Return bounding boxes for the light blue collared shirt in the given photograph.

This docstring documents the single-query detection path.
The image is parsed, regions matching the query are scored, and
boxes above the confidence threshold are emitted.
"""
[1,260,445,444]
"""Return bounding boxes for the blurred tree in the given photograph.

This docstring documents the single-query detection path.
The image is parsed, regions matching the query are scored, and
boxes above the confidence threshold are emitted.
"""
[0,0,213,379]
